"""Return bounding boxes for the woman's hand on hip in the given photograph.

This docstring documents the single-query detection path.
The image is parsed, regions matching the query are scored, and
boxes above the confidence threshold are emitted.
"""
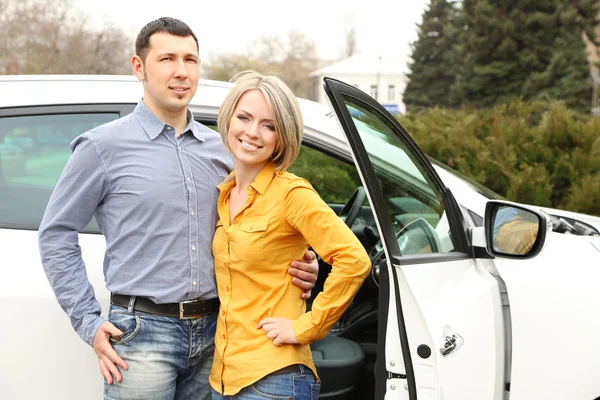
[257,317,299,346]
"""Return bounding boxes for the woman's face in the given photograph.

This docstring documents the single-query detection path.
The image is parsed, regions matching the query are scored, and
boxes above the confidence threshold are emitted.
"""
[227,89,278,168]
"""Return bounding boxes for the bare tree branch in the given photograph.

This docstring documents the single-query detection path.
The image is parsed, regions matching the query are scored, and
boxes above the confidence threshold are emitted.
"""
[205,31,320,98]
[0,0,132,75]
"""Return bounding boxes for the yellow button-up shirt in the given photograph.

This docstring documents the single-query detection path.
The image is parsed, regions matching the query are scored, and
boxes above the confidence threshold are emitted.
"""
[209,162,371,395]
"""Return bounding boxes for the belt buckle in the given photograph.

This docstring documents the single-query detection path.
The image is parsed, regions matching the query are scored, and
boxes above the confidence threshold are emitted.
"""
[179,298,201,320]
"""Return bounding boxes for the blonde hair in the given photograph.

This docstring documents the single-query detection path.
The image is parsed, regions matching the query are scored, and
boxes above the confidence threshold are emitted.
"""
[217,70,303,171]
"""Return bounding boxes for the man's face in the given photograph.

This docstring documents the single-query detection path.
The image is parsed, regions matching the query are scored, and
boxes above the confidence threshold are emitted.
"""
[133,32,200,116]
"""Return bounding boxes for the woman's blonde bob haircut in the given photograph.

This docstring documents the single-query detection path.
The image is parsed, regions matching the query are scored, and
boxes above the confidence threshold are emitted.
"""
[217,70,304,171]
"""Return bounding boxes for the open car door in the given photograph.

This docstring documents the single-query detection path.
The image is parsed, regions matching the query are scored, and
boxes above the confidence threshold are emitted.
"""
[323,78,507,400]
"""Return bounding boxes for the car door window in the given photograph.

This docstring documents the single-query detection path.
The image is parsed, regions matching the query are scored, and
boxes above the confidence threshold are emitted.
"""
[0,112,119,230]
[344,101,456,255]
[288,145,362,204]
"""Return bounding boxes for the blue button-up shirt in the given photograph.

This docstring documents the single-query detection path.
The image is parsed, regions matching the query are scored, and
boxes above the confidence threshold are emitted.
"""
[38,101,232,345]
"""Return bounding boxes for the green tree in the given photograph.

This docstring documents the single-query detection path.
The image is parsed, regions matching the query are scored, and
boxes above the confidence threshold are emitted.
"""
[522,1,599,113]
[404,0,460,111]
[452,0,599,112]
[452,0,541,107]
[397,99,600,216]
[288,146,361,204]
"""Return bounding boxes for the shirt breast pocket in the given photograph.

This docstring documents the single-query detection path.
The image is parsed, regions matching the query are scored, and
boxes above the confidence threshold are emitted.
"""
[213,219,226,257]
[234,219,269,260]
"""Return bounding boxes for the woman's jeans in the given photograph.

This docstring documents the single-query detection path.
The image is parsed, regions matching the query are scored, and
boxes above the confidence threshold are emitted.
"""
[104,303,217,400]
[211,364,320,400]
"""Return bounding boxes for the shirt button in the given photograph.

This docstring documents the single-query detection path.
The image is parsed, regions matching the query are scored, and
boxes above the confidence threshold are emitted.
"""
[166,126,173,131]
[221,310,226,316]
[177,146,182,151]
[186,177,191,182]
[191,245,197,251]
[222,334,226,339]
[191,210,195,216]
[192,280,197,286]
[225,286,230,291]
[248,186,253,191]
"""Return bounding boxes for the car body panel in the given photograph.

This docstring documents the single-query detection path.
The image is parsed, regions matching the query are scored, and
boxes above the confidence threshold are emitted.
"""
[493,232,600,400]
[433,161,600,233]
[401,258,506,400]
[0,228,107,399]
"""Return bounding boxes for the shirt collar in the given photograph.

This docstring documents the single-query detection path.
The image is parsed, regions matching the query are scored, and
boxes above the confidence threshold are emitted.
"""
[134,100,206,141]
[217,162,277,195]
[250,162,277,195]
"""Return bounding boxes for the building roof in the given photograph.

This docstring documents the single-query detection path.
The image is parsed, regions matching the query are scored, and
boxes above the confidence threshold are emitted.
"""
[309,53,408,77]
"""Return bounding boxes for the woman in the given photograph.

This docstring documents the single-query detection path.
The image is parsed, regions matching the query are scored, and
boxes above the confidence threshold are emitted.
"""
[210,71,371,400]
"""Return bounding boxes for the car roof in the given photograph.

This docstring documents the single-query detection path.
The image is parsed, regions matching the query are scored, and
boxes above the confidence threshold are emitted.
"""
[0,74,232,109]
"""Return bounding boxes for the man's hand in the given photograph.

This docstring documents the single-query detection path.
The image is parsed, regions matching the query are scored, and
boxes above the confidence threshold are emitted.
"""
[289,250,319,300]
[257,317,299,346]
[92,321,128,385]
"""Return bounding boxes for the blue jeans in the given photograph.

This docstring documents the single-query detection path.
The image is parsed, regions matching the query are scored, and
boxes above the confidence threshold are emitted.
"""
[104,303,217,400]
[211,365,320,400]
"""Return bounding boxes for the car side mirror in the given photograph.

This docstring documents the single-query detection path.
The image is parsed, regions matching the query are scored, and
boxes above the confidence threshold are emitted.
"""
[483,201,550,259]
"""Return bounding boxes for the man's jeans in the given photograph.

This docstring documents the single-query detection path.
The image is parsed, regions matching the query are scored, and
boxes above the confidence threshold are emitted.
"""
[104,303,217,400]
[211,364,320,400]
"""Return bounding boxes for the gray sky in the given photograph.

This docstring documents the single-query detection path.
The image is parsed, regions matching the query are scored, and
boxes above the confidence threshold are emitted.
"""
[72,0,428,63]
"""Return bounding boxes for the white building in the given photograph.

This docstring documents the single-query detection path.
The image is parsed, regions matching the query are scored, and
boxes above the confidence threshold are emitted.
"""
[309,54,408,114]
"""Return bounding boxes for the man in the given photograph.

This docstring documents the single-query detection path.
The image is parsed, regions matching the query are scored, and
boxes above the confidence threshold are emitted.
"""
[38,17,318,400]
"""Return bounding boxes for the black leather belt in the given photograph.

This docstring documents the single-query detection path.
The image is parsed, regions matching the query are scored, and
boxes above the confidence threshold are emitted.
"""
[111,293,220,320]
[271,364,302,375]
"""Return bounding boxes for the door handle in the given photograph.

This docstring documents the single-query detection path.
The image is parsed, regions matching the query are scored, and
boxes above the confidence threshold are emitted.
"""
[439,326,464,356]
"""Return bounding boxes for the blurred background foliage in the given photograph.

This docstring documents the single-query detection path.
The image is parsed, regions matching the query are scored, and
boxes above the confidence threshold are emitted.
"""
[397,99,600,216]
[288,146,362,204]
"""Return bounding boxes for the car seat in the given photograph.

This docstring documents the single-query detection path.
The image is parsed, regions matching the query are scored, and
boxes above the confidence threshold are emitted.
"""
[312,335,364,399]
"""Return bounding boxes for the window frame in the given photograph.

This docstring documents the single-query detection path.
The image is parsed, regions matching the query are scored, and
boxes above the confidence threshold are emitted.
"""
[388,84,395,102]
[369,84,378,100]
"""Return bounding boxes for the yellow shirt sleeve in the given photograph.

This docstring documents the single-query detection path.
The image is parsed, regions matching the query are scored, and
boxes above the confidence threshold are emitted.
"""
[285,179,372,345]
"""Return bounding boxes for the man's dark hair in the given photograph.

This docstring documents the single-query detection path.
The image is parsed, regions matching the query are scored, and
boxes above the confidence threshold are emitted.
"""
[135,17,199,62]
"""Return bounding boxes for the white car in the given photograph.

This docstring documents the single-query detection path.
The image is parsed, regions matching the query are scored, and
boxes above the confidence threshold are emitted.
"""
[1,75,599,400]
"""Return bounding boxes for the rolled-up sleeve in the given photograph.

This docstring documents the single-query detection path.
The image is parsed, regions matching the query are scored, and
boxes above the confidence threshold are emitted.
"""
[285,180,371,345]
[38,134,109,346]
